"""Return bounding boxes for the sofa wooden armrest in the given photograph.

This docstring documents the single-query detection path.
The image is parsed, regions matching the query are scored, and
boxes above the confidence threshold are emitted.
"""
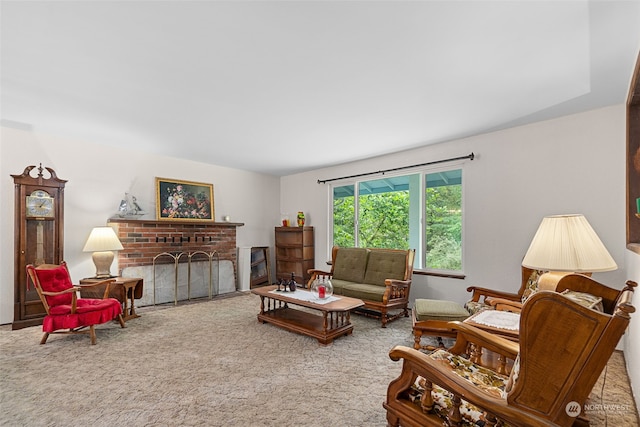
[383,278,412,302]
[307,269,332,283]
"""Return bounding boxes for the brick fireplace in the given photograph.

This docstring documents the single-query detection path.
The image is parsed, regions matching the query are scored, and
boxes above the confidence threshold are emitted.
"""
[107,218,244,305]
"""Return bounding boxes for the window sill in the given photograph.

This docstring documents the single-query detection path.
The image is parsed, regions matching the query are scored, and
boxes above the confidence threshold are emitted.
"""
[413,270,465,280]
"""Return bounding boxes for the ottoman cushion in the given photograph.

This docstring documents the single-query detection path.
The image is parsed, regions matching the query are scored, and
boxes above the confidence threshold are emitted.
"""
[414,299,469,322]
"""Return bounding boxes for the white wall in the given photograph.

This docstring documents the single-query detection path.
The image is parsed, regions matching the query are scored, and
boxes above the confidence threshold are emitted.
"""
[0,126,281,325]
[282,103,638,409]
[282,105,628,300]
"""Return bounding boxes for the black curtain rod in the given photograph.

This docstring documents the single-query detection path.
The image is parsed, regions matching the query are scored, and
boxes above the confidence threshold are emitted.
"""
[317,152,475,184]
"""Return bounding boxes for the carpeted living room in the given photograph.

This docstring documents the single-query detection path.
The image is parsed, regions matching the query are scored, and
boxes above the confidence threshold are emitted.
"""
[2,1,640,426]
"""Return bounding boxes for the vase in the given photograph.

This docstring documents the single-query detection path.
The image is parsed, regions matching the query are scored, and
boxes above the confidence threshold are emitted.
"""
[297,211,305,227]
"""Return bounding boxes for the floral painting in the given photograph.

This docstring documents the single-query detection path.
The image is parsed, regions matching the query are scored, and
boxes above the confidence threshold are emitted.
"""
[156,178,214,221]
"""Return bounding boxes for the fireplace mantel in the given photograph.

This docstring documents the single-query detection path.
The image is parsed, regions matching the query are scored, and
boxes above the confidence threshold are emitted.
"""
[107,218,244,274]
[108,218,245,228]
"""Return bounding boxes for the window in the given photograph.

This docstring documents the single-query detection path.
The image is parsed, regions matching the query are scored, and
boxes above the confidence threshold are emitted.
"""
[332,168,463,272]
[425,170,462,270]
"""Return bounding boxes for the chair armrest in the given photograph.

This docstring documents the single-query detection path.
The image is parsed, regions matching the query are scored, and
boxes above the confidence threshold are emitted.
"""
[447,321,520,359]
[78,278,116,299]
[466,286,521,302]
[40,287,81,296]
[387,346,552,427]
[486,297,523,313]
[41,287,79,313]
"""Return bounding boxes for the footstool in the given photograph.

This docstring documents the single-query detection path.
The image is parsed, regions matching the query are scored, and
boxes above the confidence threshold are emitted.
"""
[412,299,470,350]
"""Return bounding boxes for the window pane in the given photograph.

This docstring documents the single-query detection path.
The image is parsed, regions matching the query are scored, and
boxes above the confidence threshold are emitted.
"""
[425,170,462,270]
[358,176,411,249]
[333,185,355,247]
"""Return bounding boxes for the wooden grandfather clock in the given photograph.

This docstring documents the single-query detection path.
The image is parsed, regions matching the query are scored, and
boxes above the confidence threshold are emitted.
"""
[12,164,66,330]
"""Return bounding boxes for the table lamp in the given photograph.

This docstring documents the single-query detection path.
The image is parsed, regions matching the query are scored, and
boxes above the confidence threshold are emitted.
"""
[522,214,617,287]
[83,226,124,278]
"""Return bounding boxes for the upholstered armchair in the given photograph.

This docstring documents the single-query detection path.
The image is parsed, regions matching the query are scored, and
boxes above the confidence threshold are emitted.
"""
[384,284,636,427]
[27,262,125,345]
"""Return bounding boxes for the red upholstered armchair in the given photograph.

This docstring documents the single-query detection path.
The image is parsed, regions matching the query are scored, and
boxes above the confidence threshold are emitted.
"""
[26,262,125,345]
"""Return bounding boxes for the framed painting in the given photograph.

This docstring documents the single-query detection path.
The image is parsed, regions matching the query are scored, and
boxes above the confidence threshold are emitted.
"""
[156,177,214,222]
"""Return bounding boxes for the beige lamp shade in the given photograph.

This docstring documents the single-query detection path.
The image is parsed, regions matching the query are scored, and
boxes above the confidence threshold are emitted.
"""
[522,214,617,272]
[83,226,124,278]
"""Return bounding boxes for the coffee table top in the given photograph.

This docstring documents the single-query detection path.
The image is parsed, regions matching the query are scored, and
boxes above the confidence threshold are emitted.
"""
[252,285,364,312]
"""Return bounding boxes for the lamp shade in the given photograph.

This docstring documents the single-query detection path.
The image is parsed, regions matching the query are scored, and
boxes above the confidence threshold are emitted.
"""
[521,214,617,272]
[82,226,124,252]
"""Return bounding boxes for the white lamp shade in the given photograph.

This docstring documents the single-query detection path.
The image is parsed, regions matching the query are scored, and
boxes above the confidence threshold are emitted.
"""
[522,214,617,272]
[82,226,124,252]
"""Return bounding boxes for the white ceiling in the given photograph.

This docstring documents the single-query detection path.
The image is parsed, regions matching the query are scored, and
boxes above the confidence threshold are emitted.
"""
[2,1,639,176]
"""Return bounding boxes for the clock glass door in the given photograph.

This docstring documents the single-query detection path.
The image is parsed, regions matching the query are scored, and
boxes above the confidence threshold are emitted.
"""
[22,219,57,318]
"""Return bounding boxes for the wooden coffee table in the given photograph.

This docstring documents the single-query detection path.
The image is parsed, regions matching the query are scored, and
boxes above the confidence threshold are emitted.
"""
[252,285,364,345]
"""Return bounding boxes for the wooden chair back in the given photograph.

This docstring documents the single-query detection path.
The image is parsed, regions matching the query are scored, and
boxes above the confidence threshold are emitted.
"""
[508,286,635,424]
[554,273,634,315]
[385,281,635,427]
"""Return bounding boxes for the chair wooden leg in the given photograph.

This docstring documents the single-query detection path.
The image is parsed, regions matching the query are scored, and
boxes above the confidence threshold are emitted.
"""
[413,329,422,350]
[40,332,49,345]
[117,314,126,328]
[89,325,97,345]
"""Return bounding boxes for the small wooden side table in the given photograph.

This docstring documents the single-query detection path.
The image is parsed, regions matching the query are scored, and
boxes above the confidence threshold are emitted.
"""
[463,309,520,341]
[80,277,144,322]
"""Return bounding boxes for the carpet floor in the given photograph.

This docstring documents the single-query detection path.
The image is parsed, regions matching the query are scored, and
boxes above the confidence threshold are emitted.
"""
[0,292,637,426]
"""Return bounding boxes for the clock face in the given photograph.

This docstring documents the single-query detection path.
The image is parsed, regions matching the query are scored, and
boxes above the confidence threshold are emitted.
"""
[26,190,55,218]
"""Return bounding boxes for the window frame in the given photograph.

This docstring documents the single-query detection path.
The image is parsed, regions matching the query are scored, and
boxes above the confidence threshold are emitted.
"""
[329,163,465,275]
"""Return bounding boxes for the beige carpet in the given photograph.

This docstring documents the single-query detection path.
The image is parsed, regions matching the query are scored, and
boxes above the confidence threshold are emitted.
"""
[0,293,637,427]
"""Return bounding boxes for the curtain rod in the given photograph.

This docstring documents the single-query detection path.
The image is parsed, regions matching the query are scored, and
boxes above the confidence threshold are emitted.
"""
[317,152,474,184]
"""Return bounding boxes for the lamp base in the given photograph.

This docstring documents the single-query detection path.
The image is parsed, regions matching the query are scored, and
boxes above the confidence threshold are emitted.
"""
[92,251,115,279]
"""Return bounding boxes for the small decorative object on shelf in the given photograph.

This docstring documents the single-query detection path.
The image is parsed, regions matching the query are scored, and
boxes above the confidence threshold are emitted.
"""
[311,275,333,300]
[281,213,290,227]
[297,211,305,227]
[118,193,145,218]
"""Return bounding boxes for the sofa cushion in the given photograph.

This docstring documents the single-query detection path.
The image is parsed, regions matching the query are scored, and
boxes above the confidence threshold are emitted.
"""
[328,278,351,295]
[332,248,369,283]
[363,250,408,286]
[340,283,386,302]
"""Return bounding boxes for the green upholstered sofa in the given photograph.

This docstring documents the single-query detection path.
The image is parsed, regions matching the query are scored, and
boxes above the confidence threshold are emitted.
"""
[307,246,415,327]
